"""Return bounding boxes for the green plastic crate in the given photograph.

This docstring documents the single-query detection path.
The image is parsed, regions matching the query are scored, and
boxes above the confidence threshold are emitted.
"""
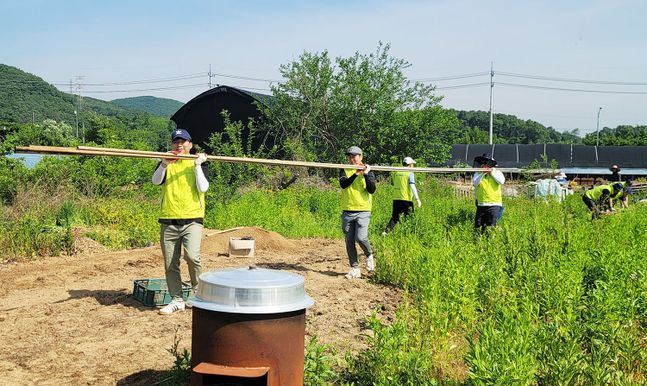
[132,278,191,307]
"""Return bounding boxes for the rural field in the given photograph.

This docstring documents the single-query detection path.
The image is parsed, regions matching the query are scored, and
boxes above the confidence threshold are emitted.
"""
[2,3,647,385]
[0,172,645,385]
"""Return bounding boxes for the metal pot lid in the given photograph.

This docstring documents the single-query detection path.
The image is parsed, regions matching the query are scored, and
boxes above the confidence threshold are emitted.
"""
[188,266,314,314]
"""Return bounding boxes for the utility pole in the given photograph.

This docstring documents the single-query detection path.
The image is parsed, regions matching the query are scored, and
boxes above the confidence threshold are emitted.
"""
[488,61,494,145]
[73,76,85,143]
[74,110,78,138]
[208,64,217,89]
[70,79,78,138]
[596,107,602,147]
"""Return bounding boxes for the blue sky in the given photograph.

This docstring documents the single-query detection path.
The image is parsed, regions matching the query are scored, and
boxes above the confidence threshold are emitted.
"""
[2,0,646,133]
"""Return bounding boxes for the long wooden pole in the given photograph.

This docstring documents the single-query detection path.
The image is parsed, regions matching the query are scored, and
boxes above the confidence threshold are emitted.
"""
[15,145,550,174]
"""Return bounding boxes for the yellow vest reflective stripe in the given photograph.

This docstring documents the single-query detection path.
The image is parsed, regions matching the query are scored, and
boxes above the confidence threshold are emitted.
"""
[159,160,206,219]
[475,174,502,205]
[340,169,372,211]
[392,171,413,202]
[585,184,611,201]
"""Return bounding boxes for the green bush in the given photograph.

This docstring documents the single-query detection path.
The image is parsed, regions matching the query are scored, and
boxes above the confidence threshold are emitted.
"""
[0,156,27,204]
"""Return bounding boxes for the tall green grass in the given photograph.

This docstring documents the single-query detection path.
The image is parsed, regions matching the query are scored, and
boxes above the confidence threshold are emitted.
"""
[346,186,646,385]
[1,162,644,384]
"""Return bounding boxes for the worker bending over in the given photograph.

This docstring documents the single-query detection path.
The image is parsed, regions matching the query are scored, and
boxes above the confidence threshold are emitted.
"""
[609,180,632,211]
[582,182,624,219]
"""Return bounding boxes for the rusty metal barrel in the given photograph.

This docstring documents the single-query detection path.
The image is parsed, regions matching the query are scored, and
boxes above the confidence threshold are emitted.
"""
[188,266,314,386]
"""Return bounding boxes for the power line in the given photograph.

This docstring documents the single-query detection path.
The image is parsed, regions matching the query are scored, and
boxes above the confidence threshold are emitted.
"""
[496,81,647,95]
[210,71,282,83]
[497,71,647,86]
[79,84,272,94]
[413,72,489,82]
[51,73,204,86]
[80,83,207,93]
[434,82,491,90]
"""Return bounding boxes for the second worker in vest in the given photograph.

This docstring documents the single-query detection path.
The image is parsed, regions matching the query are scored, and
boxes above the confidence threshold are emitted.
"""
[473,153,505,231]
[382,156,421,235]
[609,180,632,211]
[152,129,210,315]
[339,146,376,279]
[582,182,624,219]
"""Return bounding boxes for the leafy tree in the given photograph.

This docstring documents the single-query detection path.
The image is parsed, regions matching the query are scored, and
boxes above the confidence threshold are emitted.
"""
[582,125,647,146]
[2,119,77,148]
[452,110,579,144]
[205,111,275,199]
[330,42,448,164]
[0,156,27,204]
[262,42,458,165]
[111,96,183,117]
[261,50,335,161]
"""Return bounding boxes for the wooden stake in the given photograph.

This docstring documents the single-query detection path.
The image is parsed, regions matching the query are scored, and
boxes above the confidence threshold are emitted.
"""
[16,145,553,174]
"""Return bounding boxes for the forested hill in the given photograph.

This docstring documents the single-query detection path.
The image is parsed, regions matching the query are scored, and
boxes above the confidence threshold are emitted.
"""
[111,96,183,117]
[449,109,582,144]
[0,64,148,124]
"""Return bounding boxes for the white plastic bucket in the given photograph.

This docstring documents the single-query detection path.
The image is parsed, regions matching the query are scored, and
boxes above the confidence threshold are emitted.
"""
[228,237,255,257]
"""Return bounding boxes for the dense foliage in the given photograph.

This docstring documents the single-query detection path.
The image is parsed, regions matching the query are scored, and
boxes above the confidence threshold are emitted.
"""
[0,64,181,145]
[260,43,460,165]
[582,125,647,146]
[111,96,183,117]
[0,64,136,124]
[452,109,583,144]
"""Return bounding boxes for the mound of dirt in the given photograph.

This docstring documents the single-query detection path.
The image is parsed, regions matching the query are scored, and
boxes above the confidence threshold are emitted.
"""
[202,226,299,255]
[73,235,109,255]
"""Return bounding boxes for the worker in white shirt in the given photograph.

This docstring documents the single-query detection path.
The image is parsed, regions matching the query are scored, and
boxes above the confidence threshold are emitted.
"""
[382,156,421,235]
[472,153,505,231]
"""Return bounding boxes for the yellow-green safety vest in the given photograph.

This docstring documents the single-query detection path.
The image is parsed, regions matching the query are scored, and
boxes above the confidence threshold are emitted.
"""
[392,171,413,202]
[475,174,503,205]
[585,184,612,201]
[159,160,205,219]
[340,169,372,211]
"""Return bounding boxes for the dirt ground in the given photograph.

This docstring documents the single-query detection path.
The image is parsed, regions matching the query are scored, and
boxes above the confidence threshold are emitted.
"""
[0,227,402,385]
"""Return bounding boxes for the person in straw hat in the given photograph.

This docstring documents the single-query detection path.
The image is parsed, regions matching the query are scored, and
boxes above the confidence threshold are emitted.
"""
[472,153,505,231]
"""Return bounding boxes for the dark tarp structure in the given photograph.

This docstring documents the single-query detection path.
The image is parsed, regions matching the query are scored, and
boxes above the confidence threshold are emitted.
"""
[447,144,647,174]
[170,85,273,150]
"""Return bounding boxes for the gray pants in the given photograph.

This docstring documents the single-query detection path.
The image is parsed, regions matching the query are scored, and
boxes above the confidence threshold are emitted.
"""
[160,222,203,299]
[341,211,373,268]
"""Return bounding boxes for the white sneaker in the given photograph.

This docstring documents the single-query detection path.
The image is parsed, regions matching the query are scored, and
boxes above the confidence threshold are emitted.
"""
[159,299,185,315]
[366,254,375,272]
[345,267,361,279]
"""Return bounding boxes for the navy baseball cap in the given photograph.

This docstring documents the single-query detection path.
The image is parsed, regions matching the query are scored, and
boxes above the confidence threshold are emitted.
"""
[171,129,192,141]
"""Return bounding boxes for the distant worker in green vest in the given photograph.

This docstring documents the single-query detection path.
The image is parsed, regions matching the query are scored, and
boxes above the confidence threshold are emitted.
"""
[382,156,421,235]
[609,180,632,210]
[473,153,505,231]
[152,129,209,314]
[582,182,623,219]
[339,146,376,279]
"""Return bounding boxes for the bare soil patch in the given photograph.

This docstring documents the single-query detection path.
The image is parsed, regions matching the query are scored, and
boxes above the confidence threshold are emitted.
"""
[0,227,401,385]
